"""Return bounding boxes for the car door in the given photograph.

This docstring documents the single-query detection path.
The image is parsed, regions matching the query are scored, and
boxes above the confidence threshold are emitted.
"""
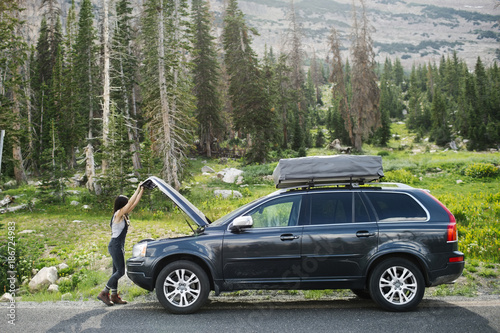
[300,191,378,285]
[222,194,304,287]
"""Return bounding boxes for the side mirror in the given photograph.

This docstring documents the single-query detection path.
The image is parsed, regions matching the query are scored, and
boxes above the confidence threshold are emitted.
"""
[230,216,253,232]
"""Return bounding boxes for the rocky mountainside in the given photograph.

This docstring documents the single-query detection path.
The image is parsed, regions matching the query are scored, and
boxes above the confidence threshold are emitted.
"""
[23,0,500,69]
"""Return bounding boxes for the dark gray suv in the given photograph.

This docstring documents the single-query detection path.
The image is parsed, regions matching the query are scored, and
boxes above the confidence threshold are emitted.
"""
[127,156,464,314]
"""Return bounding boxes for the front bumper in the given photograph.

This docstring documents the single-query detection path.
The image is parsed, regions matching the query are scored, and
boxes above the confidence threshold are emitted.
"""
[126,257,155,291]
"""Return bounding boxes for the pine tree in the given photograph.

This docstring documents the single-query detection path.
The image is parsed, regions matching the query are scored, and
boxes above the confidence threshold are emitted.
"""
[468,57,488,150]
[222,0,277,163]
[111,0,142,170]
[350,0,380,151]
[328,27,353,145]
[74,0,99,191]
[61,0,80,167]
[101,106,134,196]
[141,0,195,189]
[374,59,392,146]
[0,0,28,183]
[430,89,450,146]
[192,0,224,157]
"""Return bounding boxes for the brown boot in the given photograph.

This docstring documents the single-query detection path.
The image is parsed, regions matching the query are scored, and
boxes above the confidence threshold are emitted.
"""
[97,291,114,306]
[110,293,128,305]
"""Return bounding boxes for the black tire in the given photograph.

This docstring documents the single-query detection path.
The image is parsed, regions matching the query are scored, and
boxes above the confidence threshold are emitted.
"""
[369,258,425,312]
[155,260,210,314]
[351,288,371,299]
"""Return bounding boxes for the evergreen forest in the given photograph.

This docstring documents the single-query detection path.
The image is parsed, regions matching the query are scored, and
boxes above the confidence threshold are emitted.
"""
[1,0,499,197]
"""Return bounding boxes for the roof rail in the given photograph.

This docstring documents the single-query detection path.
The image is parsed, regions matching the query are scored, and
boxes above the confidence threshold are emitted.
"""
[376,182,414,189]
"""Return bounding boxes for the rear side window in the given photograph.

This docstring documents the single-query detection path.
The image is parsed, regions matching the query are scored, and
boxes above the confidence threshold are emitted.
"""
[365,192,428,222]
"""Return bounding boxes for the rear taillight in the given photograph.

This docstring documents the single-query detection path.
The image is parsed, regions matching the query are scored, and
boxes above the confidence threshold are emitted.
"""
[421,190,458,242]
[447,221,457,242]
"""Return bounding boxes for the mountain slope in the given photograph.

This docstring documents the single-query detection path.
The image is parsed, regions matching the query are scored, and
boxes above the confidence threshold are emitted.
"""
[24,0,500,69]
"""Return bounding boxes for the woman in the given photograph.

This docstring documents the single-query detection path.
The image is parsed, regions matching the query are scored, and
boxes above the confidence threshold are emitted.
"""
[98,182,144,306]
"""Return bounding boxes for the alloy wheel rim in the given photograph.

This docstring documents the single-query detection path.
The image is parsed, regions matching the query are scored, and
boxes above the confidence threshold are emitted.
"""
[378,265,417,305]
[164,268,201,307]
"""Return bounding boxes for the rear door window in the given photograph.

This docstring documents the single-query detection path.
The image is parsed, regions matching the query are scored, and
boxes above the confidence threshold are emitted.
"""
[364,192,428,222]
[310,192,352,224]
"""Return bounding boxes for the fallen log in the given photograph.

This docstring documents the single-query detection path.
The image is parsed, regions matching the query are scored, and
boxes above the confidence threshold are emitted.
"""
[0,204,27,214]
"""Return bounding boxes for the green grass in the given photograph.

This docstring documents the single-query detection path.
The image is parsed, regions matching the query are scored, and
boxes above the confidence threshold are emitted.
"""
[1,137,499,300]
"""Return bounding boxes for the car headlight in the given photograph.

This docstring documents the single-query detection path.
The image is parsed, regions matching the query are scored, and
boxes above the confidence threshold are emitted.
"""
[132,242,148,257]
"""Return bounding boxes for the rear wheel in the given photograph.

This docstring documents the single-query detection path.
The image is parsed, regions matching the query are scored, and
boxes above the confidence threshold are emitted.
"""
[155,260,210,314]
[369,258,425,312]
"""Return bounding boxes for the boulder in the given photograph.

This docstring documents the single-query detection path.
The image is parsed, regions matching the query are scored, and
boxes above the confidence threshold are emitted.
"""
[29,266,58,292]
[201,166,215,173]
[214,190,243,199]
[61,293,73,301]
[0,293,13,302]
[57,263,69,271]
[218,168,244,184]
[47,284,59,293]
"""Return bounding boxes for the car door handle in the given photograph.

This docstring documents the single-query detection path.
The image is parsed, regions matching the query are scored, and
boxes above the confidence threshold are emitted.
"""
[280,234,300,241]
[356,231,376,238]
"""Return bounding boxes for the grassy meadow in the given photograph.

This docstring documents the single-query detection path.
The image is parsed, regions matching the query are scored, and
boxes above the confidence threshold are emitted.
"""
[1,122,499,301]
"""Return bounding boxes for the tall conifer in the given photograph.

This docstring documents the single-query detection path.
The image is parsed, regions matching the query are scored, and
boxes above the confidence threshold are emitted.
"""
[192,0,224,157]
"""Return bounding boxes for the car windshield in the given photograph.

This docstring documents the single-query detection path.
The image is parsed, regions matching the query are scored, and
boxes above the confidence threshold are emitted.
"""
[210,191,282,226]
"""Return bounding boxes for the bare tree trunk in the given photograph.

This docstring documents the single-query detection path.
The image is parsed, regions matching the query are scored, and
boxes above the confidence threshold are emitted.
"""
[12,80,27,184]
[86,47,96,191]
[101,0,110,173]
[157,0,173,186]
[85,143,99,193]
[118,51,142,171]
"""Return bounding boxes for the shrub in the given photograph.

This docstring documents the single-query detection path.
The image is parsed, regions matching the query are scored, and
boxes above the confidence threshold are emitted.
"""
[464,163,499,178]
[383,169,418,185]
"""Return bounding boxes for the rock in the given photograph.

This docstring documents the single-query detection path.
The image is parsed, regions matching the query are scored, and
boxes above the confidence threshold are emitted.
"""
[57,263,69,271]
[18,230,36,234]
[29,266,58,292]
[61,293,73,301]
[219,168,244,184]
[57,276,71,284]
[456,179,463,184]
[450,141,458,150]
[82,205,91,210]
[4,180,17,187]
[263,175,274,182]
[72,220,84,223]
[66,190,80,195]
[236,176,244,185]
[0,195,14,207]
[128,177,139,184]
[201,166,215,173]
[70,201,79,206]
[214,190,243,199]
[47,284,59,293]
[0,293,13,302]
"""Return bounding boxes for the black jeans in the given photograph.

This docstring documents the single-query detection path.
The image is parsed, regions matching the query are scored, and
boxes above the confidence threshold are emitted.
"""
[106,237,126,290]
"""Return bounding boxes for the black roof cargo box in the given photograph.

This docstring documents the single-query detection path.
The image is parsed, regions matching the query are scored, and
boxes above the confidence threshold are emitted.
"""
[272,155,384,189]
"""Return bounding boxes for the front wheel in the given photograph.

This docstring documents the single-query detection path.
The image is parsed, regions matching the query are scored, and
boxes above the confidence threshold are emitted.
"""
[155,260,210,314]
[369,258,425,312]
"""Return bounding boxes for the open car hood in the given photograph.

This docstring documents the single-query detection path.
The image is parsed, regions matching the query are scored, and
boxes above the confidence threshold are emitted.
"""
[142,176,209,227]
